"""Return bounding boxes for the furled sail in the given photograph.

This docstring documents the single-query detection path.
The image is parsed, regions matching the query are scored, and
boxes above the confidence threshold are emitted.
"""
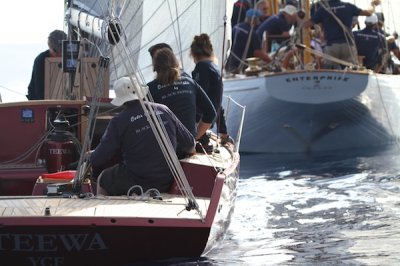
[68,0,230,85]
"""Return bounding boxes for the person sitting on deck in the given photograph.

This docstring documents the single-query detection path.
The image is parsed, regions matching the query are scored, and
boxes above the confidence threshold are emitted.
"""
[303,0,371,69]
[225,9,272,74]
[147,48,216,153]
[353,14,387,72]
[90,77,195,196]
[27,30,67,100]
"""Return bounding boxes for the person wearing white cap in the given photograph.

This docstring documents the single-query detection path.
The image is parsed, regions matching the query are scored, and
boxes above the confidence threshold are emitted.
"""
[255,4,298,53]
[90,76,195,196]
[303,0,371,69]
[27,29,67,100]
[353,14,387,72]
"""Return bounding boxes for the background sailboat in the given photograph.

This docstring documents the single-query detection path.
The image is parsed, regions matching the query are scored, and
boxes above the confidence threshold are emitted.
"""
[222,0,400,155]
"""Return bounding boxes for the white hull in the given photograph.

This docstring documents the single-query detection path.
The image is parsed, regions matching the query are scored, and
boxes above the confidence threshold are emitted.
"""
[223,70,400,154]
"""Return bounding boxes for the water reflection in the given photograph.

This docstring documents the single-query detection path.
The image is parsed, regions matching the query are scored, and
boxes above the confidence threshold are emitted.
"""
[208,149,400,265]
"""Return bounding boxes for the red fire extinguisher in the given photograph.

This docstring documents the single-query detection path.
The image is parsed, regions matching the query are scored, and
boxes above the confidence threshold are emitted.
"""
[44,118,77,173]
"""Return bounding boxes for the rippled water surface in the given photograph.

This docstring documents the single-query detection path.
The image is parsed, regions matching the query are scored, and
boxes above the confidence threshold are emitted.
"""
[202,148,400,265]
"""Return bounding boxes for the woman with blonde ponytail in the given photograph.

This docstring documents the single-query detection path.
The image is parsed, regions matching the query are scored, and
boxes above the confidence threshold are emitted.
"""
[147,48,216,154]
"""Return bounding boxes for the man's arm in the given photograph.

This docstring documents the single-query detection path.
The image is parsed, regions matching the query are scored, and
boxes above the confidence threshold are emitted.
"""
[90,120,120,167]
[254,49,272,63]
[359,10,372,16]
[166,107,196,155]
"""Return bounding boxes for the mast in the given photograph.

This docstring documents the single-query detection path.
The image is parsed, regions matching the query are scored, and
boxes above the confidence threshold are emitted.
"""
[269,0,280,14]
[301,0,312,64]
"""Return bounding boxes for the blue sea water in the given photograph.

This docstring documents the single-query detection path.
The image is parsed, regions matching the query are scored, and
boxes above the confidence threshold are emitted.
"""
[132,147,400,266]
[204,147,400,265]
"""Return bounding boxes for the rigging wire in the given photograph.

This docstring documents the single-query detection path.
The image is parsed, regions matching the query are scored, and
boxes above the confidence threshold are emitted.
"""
[66,0,233,217]
[170,0,184,68]
[99,10,203,216]
[69,38,108,190]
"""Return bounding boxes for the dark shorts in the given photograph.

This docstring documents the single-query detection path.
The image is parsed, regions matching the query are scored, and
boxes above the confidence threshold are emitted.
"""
[99,163,172,196]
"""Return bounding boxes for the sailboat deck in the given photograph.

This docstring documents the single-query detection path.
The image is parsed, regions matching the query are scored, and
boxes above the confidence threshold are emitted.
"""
[0,194,209,219]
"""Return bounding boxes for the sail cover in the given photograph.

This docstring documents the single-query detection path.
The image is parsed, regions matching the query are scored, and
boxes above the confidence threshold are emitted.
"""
[69,0,230,85]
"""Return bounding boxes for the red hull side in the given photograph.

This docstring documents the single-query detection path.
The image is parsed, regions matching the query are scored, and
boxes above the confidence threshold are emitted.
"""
[0,101,84,163]
[0,225,210,265]
[0,167,47,196]
[0,101,113,196]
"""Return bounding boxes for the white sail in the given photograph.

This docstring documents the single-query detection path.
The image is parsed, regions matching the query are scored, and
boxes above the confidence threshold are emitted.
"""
[69,0,231,84]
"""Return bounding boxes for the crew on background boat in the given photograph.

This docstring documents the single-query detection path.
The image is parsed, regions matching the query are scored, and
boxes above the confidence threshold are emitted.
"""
[353,14,387,72]
[371,6,400,74]
[303,0,371,69]
[386,34,400,74]
[310,24,324,69]
[147,48,216,152]
[27,30,67,100]
[225,9,272,74]
[91,77,195,196]
[190,33,233,145]
[368,0,382,14]
[256,4,298,53]
[231,0,254,27]
[255,0,271,23]
[285,0,298,6]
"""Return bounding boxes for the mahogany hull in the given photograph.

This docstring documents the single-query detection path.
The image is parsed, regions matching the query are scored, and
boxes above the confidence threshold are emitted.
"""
[0,223,210,265]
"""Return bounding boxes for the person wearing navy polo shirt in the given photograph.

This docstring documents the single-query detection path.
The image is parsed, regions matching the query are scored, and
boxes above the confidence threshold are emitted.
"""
[225,9,272,74]
[91,77,195,196]
[231,0,253,27]
[147,48,216,144]
[256,5,298,53]
[353,14,386,72]
[27,30,67,100]
[303,0,371,69]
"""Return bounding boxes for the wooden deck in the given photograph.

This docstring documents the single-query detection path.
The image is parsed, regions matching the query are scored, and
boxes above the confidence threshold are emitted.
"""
[0,136,235,220]
[0,194,209,219]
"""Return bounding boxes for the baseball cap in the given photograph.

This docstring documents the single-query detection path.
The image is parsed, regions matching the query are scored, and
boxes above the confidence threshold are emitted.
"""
[365,14,378,24]
[280,5,298,16]
[246,9,262,19]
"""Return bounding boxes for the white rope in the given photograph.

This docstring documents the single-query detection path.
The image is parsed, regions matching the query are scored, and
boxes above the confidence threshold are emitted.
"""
[127,185,162,201]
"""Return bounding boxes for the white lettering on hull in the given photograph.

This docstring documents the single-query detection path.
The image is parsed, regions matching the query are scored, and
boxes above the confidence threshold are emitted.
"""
[285,75,350,83]
[0,233,107,252]
[28,257,64,266]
